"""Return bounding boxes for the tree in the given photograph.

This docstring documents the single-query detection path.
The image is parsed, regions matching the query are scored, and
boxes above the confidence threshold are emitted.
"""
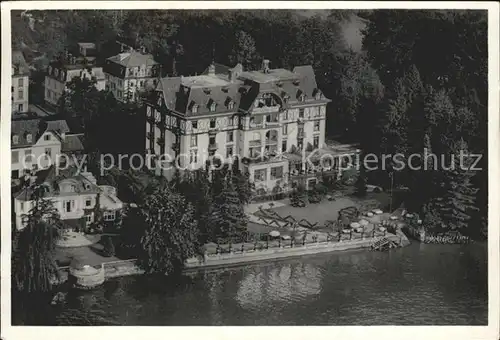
[102,235,115,257]
[230,30,259,70]
[13,186,62,294]
[60,76,103,142]
[138,184,199,275]
[423,139,478,233]
[231,166,254,205]
[207,173,248,242]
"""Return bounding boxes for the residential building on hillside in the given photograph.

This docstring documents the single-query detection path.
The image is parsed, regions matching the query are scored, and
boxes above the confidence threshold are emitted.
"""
[44,47,106,107]
[103,49,161,103]
[145,59,359,194]
[11,118,85,182]
[12,50,30,114]
[13,166,124,230]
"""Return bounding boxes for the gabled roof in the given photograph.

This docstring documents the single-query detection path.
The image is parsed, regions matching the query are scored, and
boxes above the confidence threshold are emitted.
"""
[11,119,46,148]
[12,50,30,76]
[14,166,100,201]
[107,50,158,68]
[12,118,74,149]
[61,134,85,153]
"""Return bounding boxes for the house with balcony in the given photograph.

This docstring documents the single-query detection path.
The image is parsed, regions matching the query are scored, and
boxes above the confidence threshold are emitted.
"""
[145,59,359,195]
[12,50,30,114]
[103,49,161,103]
[13,166,124,230]
[44,46,106,107]
[11,117,85,184]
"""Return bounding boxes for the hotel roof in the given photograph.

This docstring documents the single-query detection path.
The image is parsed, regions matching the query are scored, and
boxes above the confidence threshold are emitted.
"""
[107,50,158,68]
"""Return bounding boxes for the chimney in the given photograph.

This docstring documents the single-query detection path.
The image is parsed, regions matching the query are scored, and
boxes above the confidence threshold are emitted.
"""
[208,62,215,76]
[262,59,270,73]
[229,63,243,82]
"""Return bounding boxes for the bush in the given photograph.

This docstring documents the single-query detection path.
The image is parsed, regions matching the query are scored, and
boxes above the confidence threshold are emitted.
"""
[102,236,115,257]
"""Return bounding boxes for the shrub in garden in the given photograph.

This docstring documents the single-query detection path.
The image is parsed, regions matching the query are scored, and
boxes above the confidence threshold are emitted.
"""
[102,236,115,257]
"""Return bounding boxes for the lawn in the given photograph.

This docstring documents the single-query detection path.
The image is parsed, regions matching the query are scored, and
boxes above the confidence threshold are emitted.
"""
[270,192,390,227]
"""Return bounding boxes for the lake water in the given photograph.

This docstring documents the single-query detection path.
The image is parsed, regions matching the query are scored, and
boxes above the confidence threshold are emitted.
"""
[50,242,487,325]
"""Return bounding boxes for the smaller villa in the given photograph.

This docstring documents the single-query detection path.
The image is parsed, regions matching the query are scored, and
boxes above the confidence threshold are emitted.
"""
[13,166,124,230]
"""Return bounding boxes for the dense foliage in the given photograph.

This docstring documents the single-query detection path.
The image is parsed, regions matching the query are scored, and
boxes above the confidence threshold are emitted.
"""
[13,9,488,238]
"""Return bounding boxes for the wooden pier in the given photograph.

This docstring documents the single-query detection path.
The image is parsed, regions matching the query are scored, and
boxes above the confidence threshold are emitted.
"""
[371,237,400,251]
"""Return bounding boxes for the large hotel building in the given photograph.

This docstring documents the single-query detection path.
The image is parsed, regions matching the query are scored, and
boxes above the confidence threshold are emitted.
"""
[145,60,358,195]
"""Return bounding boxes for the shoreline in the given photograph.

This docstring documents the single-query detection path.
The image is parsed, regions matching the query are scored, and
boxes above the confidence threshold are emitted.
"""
[56,232,410,284]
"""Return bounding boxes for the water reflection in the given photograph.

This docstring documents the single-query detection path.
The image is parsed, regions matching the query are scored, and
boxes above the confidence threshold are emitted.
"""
[41,243,487,326]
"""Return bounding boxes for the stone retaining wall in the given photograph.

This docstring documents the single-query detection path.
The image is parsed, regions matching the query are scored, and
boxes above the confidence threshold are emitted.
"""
[57,233,410,284]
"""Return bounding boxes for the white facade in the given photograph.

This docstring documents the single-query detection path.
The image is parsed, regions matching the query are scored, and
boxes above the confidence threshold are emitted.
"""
[44,65,106,106]
[12,75,29,113]
[13,173,123,230]
[11,130,62,179]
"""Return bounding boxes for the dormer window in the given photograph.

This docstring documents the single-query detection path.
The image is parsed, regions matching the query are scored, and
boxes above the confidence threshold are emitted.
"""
[55,69,59,77]
[225,97,235,110]
[48,66,52,74]
[191,103,199,114]
[221,87,229,93]
[208,99,217,112]
[157,94,163,106]
[12,135,19,144]
[297,89,305,102]
[276,81,283,87]
[26,134,32,143]
[293,80,300,86]
[314,89,322,100]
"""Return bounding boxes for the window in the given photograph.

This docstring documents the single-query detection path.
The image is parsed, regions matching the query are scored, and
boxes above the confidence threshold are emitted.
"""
[254,169,267,182]
[18,90,24,100]
[18,77,24,87]
[45,148,52,157]
[271,166,283,180]
[298,126,304,137]
[12,170,19,179]
[12,135,19,144]
[282,140,287,152]
[20,202,24,211]
[44,134,51,141]
[209,135,216,146]
[190,135,198,147]
[313,136,319,148]
[282,124,288,136]
[85,198,92,207]
[26,134,32,143]
[104,211,116,221]
[139,80,144,87]
[65,200,75,213]
[190,149,198,164]
[210,119,216,129]
[228,101,235,110]
[117,90,123,98]
[24,149,33,163]
[226,131,234,143]
[18,104,23,112]
[85,214,93,223]
[12,151,19,163]
[298,138,304,150]
[299,108,304,118]
[226,146,233,158]
[192,120,198,129]
[314,120,320,131]
[192,104,198,113]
